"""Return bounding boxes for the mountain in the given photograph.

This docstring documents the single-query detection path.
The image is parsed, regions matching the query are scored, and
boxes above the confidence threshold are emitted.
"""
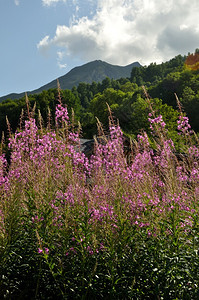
[0,60,141,102]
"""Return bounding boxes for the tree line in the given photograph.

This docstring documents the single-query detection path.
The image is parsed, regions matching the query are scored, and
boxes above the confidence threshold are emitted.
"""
[1,50,199,146]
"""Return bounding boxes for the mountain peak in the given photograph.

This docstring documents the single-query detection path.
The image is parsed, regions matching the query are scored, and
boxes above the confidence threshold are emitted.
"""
[0,60,141,102]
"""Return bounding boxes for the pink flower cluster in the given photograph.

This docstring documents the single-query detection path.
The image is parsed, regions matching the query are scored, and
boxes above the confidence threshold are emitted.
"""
[0,154,8,188]
[0,99,198,260]
[148,114,166,131]
[55,103,69,126]
[177,115,191,135]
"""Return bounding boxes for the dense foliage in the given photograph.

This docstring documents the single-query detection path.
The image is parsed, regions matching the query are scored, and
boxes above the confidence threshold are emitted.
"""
[1,50,199,143]
[0,90,198,299]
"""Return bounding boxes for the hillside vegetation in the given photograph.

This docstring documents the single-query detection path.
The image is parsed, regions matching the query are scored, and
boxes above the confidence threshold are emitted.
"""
[0,51,199,144]
[0,60,140,101]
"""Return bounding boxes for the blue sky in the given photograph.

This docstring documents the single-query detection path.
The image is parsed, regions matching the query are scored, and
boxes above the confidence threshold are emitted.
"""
[1,0,199,97]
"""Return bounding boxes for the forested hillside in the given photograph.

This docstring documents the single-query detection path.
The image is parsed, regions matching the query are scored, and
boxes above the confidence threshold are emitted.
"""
[0,60,140,101]
[1,51,199,146]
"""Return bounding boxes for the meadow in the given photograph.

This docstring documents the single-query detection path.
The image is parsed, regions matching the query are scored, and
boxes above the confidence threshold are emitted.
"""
[0,91,198,299]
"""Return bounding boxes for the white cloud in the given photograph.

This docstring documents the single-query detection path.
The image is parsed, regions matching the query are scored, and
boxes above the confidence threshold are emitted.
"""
[75,5,80,13]
[57,51,67,69]
[57,51,65,60]
[37,36,51,55]
[14,0,20,5]
[42,0,67,6]
[58,62,67,69]
[38,0,199,65]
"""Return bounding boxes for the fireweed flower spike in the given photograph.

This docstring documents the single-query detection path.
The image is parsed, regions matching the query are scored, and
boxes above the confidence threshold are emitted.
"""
[45,248,49,255]
[177,115,192,135]
[55,103,69,127]
[148,114,166,131]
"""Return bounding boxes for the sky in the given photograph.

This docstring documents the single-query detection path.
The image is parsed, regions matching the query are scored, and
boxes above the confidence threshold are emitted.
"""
[0,0,199,97]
